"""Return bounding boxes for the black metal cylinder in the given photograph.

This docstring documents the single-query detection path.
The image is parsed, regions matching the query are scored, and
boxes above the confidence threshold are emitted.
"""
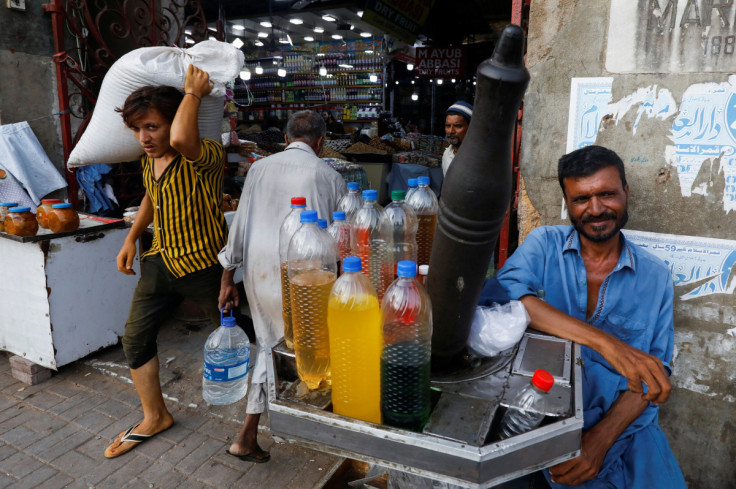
[428,25,530,371]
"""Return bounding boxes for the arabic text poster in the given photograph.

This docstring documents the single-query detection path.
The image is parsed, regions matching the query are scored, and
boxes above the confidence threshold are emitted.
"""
[566,77,614,153]
[626,229,736,301]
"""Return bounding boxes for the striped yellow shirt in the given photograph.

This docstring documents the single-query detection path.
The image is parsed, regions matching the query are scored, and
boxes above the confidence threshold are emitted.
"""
[141,138,226,278]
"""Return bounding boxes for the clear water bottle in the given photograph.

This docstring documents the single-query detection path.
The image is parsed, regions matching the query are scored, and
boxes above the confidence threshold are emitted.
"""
[498,369,555,439]
[405,178,418,201]
[328,211,351,262]
[350,189,394,301]
[338,181,362,221]
[385,190,418,274]
[327,256,382,423]
[288,210,338,390]
[202,310,251,405]
[381,261,432,431]
[280,197,307,350]
[406,176,438,267]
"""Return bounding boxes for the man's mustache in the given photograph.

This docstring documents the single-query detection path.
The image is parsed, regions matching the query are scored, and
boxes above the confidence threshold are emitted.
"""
[582,212,616,223]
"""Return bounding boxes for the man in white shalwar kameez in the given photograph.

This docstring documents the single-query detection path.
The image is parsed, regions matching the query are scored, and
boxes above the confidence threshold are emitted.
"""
[218,110,346,462]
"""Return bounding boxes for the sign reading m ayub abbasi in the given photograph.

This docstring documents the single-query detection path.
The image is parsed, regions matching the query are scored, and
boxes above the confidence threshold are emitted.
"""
[415,46,466,78]
[608,0,736,73]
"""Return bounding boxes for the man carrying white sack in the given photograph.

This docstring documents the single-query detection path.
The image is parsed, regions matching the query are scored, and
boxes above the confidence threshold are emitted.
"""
[218,110,346,463]
[105,65,227,458]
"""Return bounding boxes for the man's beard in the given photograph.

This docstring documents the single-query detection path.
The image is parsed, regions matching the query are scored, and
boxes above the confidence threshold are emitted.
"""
[448,136,460,148]
[570,208,629,242]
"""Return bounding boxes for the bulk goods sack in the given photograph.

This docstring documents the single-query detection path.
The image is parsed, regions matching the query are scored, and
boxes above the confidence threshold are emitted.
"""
[68,41,244,167]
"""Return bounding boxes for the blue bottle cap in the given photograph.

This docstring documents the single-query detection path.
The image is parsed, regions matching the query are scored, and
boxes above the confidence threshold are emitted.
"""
[397,260,417,277]
[52,203,72,209]
[342,256,361,273]
[222,316,237,327]
[318,218,327,229]
[9,206,30,213]
[300,210,318,223]
[0,202,18,207]
[417,176,430,185]
[347,182,359,191]
[407,178,417,188]
[333,211,346,221]
[362,189,378,201]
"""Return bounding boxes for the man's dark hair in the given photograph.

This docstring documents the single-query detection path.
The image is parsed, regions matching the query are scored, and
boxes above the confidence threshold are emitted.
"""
[558,145,627,195]
[286,110,326,143]
[116,86,183,127]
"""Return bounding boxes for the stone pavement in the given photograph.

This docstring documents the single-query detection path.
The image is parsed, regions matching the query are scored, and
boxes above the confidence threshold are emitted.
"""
[0,314,341,489]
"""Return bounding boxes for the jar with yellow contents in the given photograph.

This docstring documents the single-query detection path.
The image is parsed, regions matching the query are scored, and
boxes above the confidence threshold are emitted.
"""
[5,206,38,237]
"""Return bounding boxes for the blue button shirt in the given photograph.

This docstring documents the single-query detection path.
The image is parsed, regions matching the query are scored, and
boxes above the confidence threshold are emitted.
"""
[497,225,685,488]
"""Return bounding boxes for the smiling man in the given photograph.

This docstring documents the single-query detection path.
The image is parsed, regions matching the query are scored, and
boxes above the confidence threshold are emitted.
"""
[441,100,472,175]
[496,146,686,488]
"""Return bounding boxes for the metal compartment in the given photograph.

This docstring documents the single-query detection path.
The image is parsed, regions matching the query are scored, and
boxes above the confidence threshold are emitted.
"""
[267,331,583,488]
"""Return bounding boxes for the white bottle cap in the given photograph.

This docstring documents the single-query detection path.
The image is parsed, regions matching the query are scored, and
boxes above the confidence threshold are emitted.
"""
[418,265,429,276]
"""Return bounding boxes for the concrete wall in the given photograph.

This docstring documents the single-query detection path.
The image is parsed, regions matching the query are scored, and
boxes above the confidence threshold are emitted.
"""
[0,2,67,197]
[521,1,735,487]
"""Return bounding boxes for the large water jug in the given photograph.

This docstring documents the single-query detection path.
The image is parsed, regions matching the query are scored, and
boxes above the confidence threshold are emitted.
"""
[327,256,382,423]
[350,189,394,300]
[338,181,362,221]
[406,176,438,267]
[202,310,250,405]
[288,210,338,390]
[384,190,418,272]
[380,261,432,431]
[279,196,307,349]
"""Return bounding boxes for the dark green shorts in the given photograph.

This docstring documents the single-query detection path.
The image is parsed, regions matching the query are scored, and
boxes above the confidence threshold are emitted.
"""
[122,254,222,369]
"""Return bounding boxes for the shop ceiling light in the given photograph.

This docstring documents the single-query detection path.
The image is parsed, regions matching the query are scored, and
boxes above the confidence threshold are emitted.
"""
[451,78,456,83]
[232,38,244,49]
[260,21,272,28]
[395,81,399,85]
[332,34,343,39]
[338,63,353,68]
[255,40,264,46]
[360,32,371,38]
[436,79,443,85]
[319,65,327,76]
[314,26,324,33]
[279,38,290,44]
[411,80,415,84]
[185,37,195,45]
[258,32,268,38]
[255,63,264,74]
[233,24,245,31]
[357,10,363,17]
[304,36,315,42]
[407,63,414,70]
[240,68,251,80]
[208,27,217,32]
[323,15,336,22]
[369,74,378,82]
[411,93,418,101]
[278,67,287,77]
[290,18,303,24]
[185,29,192,35]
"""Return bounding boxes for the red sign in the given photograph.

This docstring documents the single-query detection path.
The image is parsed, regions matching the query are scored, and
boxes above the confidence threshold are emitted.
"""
[415,46,465,78]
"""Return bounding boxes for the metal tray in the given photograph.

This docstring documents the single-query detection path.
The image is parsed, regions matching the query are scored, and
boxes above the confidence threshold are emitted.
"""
[266,332,583,488]
[0,212,125,243]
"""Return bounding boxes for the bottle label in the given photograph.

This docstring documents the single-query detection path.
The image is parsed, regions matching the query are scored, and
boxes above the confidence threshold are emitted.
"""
[203,359,249,382]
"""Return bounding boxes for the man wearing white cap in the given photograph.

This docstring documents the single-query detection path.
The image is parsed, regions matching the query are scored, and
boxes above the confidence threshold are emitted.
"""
[442,100,473,175]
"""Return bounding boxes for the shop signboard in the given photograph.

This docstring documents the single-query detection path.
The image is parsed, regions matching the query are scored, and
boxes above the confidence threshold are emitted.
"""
[363,0,434,44]
[415,46,466,78]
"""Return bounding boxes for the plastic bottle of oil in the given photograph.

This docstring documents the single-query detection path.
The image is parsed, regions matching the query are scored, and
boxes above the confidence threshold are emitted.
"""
[406,176,438,267]
[350,189,394,301]
[327,256,382,423]
[279,197,307,349]
[288,210,338,390]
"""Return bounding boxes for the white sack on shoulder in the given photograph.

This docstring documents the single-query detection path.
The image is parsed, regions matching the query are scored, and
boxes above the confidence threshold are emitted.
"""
[67,40,244,167]
[467,301,530,358]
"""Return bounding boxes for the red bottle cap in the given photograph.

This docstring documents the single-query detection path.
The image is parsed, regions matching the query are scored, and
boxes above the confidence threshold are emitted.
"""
[291,197,307,207]
[41,199,62,204]
[531,369,554,392]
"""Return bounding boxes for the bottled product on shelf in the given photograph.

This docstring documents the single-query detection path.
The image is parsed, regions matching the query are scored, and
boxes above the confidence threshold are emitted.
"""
[384,190,418,274]
[327,256,382,423]
[288,210,338,390]
[350,189,394,301]
[407,177,439,267]
[380,260,433,431]
[338,182,362,221]
[202,310,250,405]
[498,369,555,439]
[328,211,351,263]
[279,197,308,350]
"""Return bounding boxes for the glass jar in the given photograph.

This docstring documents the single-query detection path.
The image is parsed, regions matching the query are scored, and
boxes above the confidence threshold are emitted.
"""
[47,203,79,233]
[0,202,19,233]
[5,206,38,237]
[36,199,61,229]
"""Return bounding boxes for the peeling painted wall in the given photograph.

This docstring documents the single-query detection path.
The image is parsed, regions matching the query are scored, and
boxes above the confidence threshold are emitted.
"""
[523,1,736,486]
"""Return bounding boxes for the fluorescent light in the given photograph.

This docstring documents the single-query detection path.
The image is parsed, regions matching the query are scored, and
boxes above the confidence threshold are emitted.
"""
[255,64,263,74]
[436,79,443,85]
[395,81,399,85]
[411,80,415,84]
[232,24,245,31]
[322,15,336,22]
[208,27,217,32]
[184,29,192,35]
[369,74,378,82]
[357,10,363,17]
[411,93,418,101]
[240,69,250,80]
[360,32,371,38]
[278,67,286,77]
[304,36,315,42]
[255,40,264,46]
[407,63,414,70]
[290,18,303,25]
[258,32,268,38]
[332,34,342,39]
[338,63,352,68]
[260,21,272,28]
[185,37,195,45]
[279,38,290,44]
[314,26,324,33]
[451,78,456,83]
[273,55,283,59]
[319,66,327,76]
[365,49,374,54]
[473,81,477,85]
[232,38,244,49]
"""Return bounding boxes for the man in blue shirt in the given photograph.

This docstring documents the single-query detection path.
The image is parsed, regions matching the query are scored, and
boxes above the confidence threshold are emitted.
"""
[496,145,686,488]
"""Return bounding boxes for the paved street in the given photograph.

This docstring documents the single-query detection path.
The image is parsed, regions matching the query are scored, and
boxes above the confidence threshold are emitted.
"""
[0,314,340,489]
